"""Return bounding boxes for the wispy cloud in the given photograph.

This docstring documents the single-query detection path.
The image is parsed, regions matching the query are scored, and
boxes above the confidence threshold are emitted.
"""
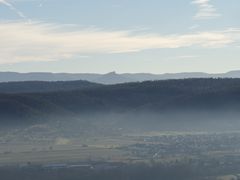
[0,0,26,19]
[0,21,239,64]
[189,24,200,30]
[192,0,221,20]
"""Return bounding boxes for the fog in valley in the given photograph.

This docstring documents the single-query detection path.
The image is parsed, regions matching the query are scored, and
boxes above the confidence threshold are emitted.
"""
[2,108,240,180]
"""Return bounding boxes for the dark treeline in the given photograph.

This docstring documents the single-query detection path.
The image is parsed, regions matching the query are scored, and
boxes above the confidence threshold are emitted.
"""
[0,80,101,93]
[1,160,240,180]
[1,78,240,122]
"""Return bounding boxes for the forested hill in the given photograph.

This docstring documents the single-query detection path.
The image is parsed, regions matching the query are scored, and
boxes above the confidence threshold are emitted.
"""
[0,80,101,93]
[1,78,240,122]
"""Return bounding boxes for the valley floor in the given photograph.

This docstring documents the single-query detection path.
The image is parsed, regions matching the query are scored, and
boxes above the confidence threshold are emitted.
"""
[1,130,240,179]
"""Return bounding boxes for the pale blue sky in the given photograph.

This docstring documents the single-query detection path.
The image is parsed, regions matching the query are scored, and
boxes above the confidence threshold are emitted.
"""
[0,0,239,73]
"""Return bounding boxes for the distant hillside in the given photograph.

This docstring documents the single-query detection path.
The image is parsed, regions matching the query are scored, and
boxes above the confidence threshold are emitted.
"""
[0,80,102,93]
[2,71,240,84]
[2,78,240,123]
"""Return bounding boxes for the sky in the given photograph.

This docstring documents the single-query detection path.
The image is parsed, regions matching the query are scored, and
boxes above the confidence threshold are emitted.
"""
[0,0,239,74]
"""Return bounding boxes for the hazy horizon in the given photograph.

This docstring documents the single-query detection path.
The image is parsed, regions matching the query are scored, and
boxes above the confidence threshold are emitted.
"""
[2,70,240,74]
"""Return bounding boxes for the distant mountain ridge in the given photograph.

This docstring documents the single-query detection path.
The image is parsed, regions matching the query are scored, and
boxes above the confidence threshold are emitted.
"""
[2,71,240,84]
